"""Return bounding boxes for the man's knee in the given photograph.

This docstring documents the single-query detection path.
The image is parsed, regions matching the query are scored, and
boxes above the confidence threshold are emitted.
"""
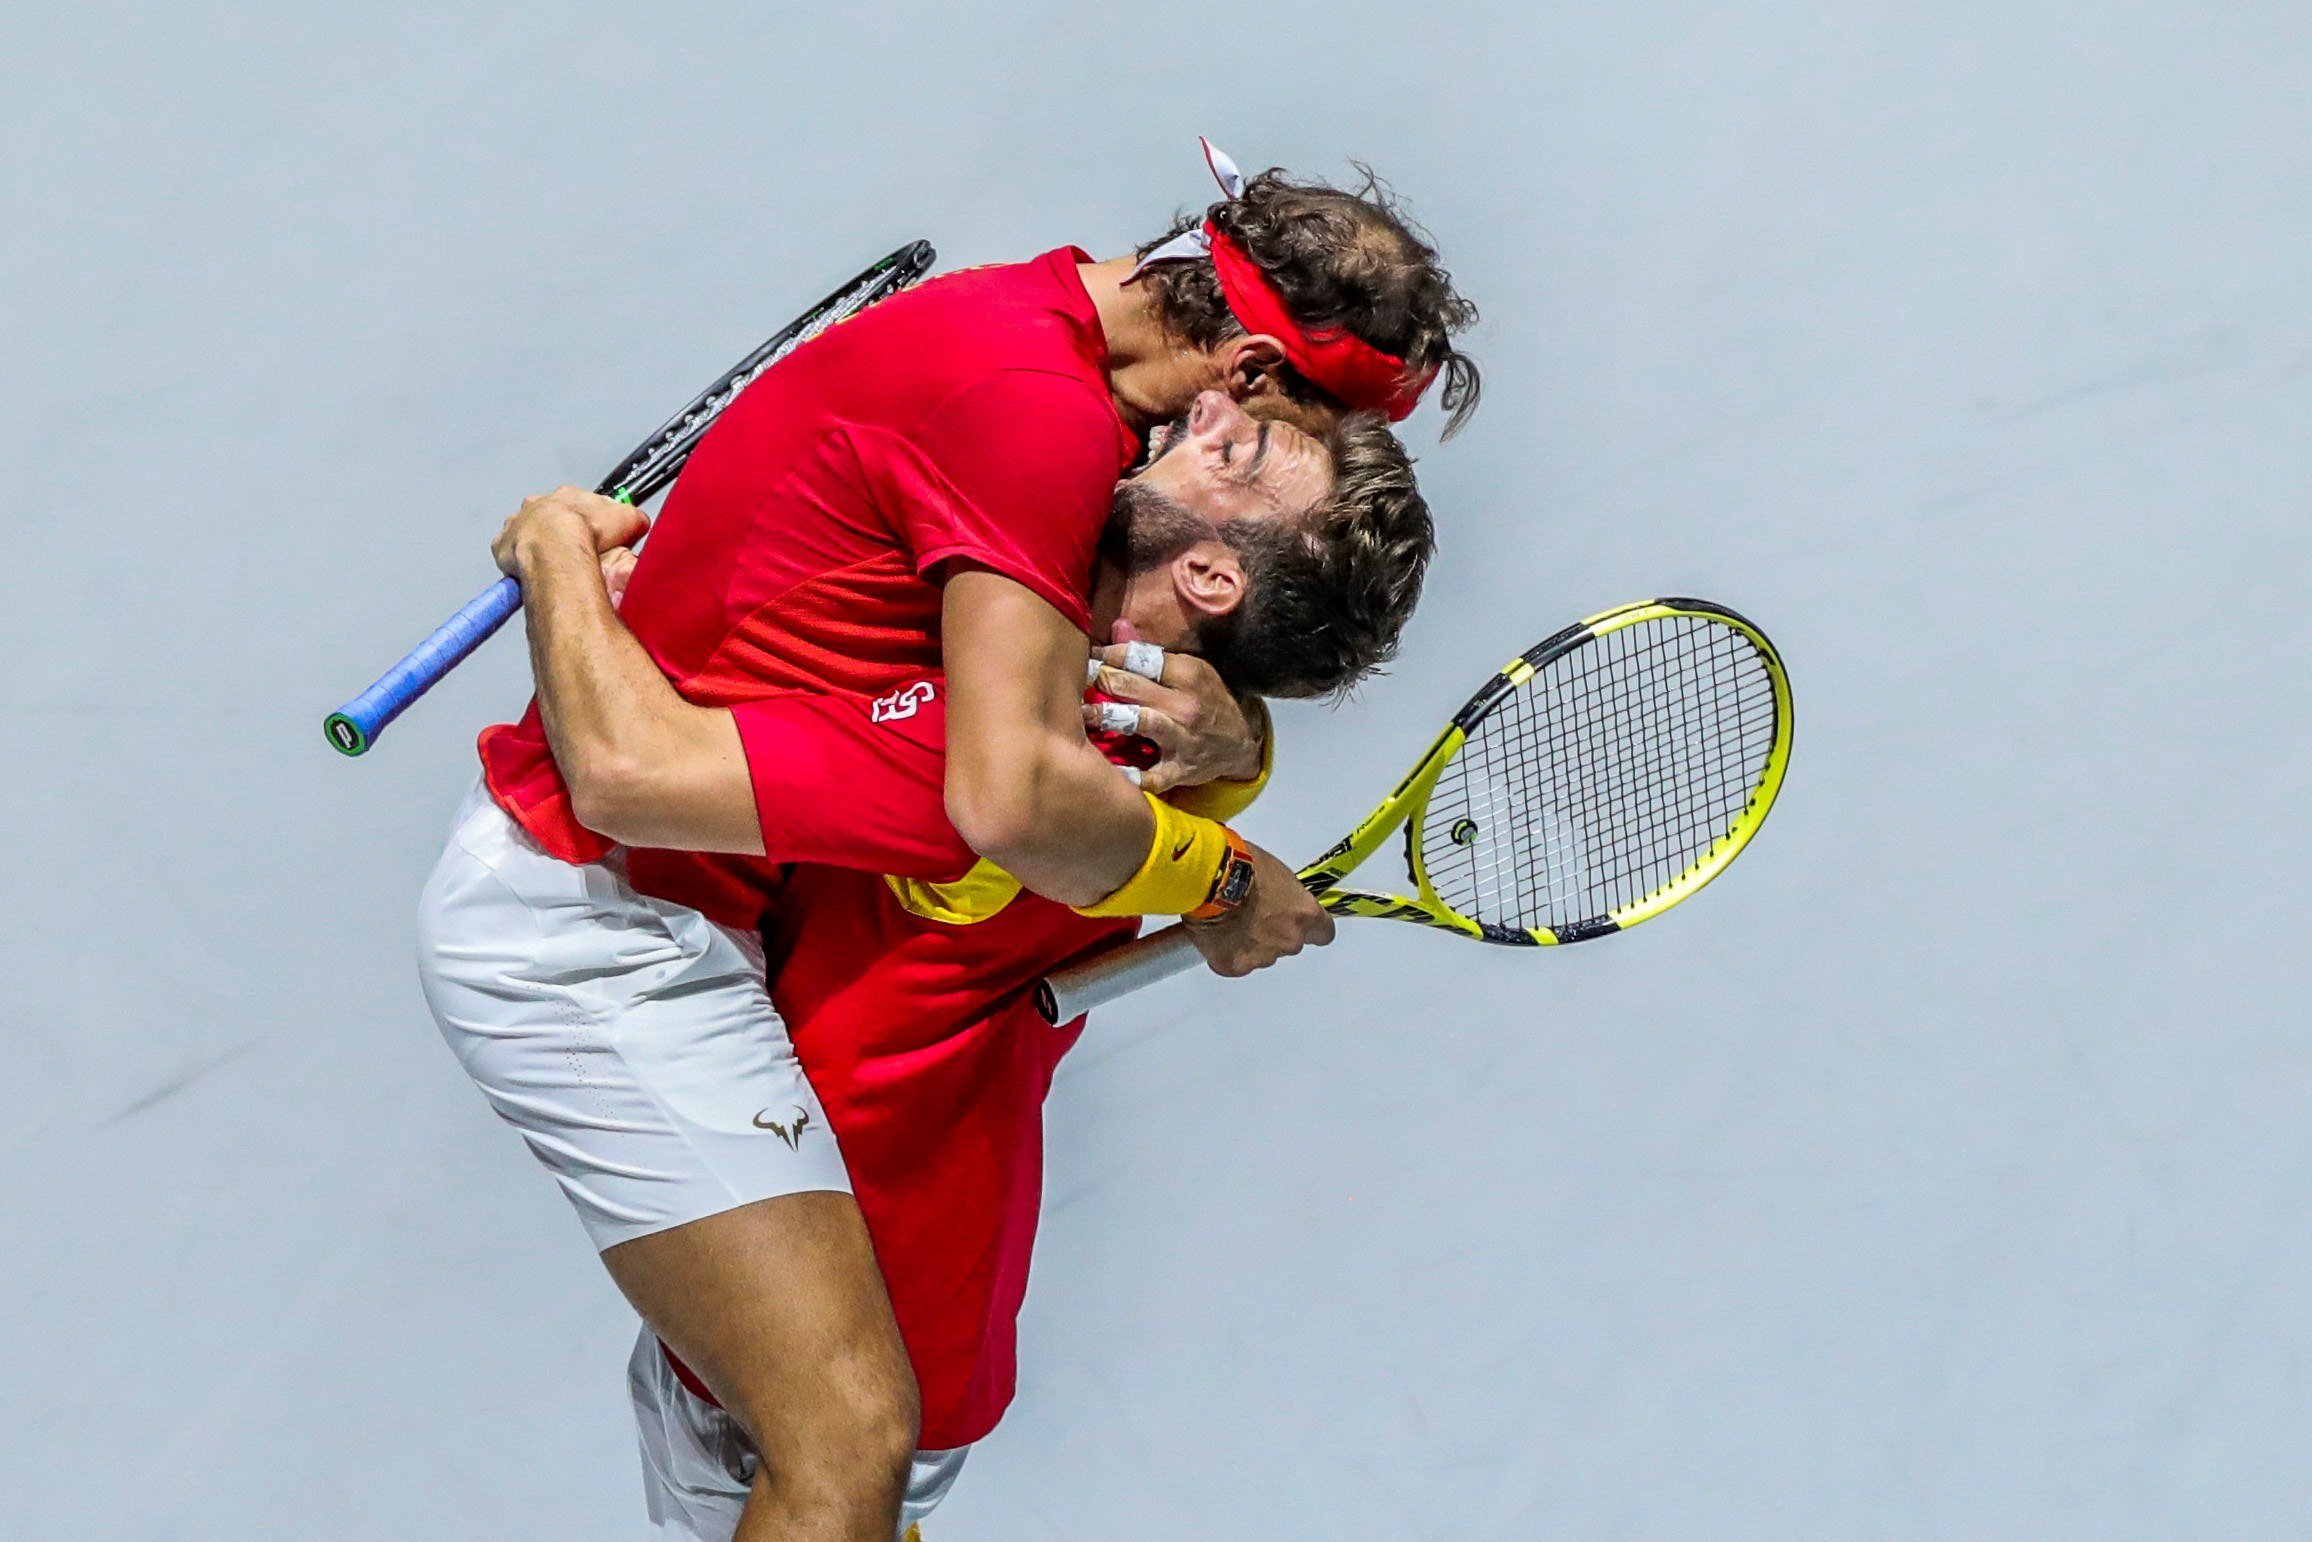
[810,1371,920,1489]
[734,1356,920,1507]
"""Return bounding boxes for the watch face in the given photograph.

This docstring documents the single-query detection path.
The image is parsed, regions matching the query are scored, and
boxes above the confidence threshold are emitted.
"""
[1218,855,1256,908]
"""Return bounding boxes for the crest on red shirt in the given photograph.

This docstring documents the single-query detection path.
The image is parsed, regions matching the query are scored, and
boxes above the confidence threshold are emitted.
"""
[871,680,938,724]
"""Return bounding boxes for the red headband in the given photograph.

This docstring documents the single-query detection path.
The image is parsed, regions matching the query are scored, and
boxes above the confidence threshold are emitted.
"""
[1203,221,1437,422]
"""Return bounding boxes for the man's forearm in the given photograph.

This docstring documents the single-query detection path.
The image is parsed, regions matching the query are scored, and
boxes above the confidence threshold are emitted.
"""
[510,517,762,854]
[941,571,1157,907]
[958,732,1157,906]
[519,530,654,780]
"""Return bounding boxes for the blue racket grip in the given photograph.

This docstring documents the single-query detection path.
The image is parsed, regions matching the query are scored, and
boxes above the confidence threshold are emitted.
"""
[324,576,522,755]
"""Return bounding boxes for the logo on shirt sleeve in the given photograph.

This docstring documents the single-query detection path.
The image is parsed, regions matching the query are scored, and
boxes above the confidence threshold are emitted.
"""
[871,680,938,724]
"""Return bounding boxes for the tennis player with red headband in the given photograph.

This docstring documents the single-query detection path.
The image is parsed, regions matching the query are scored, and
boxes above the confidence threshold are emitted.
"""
[417,141,1477,1542]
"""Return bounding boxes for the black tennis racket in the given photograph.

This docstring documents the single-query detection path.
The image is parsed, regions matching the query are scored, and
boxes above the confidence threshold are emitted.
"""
[325,240,937,756]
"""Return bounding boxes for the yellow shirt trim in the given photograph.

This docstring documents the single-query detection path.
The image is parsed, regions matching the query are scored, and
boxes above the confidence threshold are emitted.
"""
[883,860,1024,926]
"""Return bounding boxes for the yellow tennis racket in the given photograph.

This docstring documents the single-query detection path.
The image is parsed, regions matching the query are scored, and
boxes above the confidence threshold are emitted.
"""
[1036,598,1793,1023]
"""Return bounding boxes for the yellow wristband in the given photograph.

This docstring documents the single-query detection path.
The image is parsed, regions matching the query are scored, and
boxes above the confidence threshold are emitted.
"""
[1073,794,1232,918]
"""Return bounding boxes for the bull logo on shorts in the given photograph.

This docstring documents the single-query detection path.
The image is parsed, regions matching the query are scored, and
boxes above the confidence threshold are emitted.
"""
[871,680,936,723]
[752,1106,813,1149]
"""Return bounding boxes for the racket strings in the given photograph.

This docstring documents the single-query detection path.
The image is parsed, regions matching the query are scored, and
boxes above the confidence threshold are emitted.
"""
[1547,619,1774,916]
[1550,618,1772,916]
[1420,615,1779,933]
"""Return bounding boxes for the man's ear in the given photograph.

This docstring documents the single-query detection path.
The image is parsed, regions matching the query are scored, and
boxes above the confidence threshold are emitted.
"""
[1172,539,1246,623]
[1218,334,1289,400]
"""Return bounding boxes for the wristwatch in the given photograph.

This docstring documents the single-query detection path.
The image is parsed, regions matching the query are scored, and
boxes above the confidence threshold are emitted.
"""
[1188,828,1257,920]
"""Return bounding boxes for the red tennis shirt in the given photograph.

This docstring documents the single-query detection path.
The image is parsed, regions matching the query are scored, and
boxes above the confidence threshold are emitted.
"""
[711,676,1262,1450]
[476,247,1140,927]
[769,866,1123,1451]
[727,681,1142,1451]
[630,676,1143,1449]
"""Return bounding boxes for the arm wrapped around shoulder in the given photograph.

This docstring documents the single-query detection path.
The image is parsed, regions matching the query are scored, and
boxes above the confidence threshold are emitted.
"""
[1073,794,1233,918]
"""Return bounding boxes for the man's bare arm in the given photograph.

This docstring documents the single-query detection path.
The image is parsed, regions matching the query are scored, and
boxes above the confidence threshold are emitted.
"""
[939,569,1153,907]
[494,489,765,854]
[942,570,1332,965]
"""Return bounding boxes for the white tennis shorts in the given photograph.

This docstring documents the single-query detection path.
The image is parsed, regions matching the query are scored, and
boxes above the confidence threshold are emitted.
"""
[628,1327,968,1541]
[416,782,850,1250]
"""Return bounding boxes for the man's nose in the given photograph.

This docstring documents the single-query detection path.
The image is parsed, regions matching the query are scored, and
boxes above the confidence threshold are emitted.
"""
[1187,389,1237,434]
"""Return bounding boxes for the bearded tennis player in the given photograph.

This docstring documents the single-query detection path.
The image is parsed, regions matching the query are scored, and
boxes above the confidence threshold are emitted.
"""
[417,144,1475,1541]
[619,395,1432,1539]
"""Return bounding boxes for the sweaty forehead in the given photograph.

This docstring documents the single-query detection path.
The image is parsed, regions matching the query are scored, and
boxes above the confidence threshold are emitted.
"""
[1250,418,1335,515]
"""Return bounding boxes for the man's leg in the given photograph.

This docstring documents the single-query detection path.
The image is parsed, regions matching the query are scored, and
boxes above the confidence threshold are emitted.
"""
[624,1313,966,1542]
[417,785,912,1536]
[628,1320,966,1542]
[607,1192,918,1542]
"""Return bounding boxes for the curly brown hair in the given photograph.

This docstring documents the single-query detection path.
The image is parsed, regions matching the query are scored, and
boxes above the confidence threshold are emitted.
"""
[1199,411,1435,699]
[1135,165,1482,438]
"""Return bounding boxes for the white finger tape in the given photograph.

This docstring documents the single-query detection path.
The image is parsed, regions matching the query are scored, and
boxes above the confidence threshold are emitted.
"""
[1121,641,1167,681]
[1086,656,1104,686]
[1096,701,1143,735]
[1119,765,1144,788]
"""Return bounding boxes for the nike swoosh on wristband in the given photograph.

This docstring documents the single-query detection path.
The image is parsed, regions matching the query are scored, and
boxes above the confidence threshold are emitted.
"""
[1171,838,1193,860]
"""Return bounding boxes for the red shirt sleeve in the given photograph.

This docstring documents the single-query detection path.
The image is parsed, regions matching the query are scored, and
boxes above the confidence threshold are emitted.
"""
[729,686,978,881]
[859,369,1121,632]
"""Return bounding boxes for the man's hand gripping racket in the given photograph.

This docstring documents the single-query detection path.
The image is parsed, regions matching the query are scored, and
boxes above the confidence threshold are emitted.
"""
[323,241,936,756]
[1037,599,1794,1023]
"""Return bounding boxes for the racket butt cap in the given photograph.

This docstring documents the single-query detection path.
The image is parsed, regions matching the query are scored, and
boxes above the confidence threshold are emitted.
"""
[323,713,369,757]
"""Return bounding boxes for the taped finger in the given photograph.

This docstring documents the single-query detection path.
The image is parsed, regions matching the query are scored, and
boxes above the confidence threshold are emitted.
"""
[1121,640,1168,681]
[1125,706,1181,751]
[1093,701,1143,735]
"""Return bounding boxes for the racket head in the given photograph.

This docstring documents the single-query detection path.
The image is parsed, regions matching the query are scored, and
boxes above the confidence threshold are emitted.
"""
[1305,598,1792,945]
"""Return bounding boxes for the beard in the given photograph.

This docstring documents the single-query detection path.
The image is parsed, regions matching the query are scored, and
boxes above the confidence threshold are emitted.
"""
[1101,478,1217,576]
